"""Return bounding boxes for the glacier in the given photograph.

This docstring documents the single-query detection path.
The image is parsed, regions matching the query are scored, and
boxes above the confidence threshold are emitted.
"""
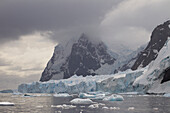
[18,68,146,94]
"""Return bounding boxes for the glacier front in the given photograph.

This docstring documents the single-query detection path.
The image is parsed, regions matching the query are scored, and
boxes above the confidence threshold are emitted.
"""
[18,69,145,94]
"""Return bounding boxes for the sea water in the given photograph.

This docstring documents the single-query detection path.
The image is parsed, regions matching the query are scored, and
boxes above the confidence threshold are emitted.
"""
[0,93,170,113]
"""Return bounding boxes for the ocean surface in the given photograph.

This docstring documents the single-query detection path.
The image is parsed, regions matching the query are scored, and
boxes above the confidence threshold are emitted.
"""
[0,93,170,113]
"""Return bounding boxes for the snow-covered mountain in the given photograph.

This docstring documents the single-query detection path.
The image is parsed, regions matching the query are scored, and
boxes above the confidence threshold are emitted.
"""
[134,37,170,94]
[119,44,147,72]
[132,20,170,70]
[18,20,170,94]
[40,34,116,82]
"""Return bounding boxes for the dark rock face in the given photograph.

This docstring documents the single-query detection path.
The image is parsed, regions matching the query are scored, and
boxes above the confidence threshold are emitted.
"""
[61,34,115,79]
[40,34,116,81]
[120,57,138,72]
[161,67,170,84]
[132,21,170,70]
[40,44,65,82]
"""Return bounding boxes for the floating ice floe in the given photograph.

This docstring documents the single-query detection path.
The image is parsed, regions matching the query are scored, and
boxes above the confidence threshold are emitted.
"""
[0,102,15,106]
[53,93,72,97]
[103,94,124,101]
[51,104,76,109]
[79,93,105,100]
[110,107,120,110]
[102,106,109,110]
[87,91,110,96]
[163,93,170,97]
[128,107,135,111]
[70,98,95,104]
[13,92,22,95]
[88,104,99,109]
[118,92,139,95]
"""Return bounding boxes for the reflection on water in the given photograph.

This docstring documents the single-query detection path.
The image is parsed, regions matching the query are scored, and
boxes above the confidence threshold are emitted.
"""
[0,94,170,113]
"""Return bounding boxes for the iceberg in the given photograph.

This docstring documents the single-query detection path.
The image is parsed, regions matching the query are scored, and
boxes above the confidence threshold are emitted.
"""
[53,93,72,97]
[51,104,76,109]
[88,104,99,109]
[0,102,15,106]
[163,93,170,97]
[79,93,105,100]
[70,98,95,105]
[103,94,124,101]
[79,93,96,98]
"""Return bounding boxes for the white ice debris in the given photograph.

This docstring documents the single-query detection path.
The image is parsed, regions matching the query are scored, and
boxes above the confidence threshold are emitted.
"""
[51,104,76,109]
[13,92,22,95]
[79,93,105,100]
[102,106,109,110]
[88,104,99,109]
[103,94,124,101]
[53,93,72,97]
[110,107,120,110]
[0,102,15,106]
[128,107,135,111]
[118,92,139,95]
[163,93,170,97]
[70,98,95,105]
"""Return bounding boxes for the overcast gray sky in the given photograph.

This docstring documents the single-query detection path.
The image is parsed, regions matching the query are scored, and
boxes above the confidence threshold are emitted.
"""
[0,0,170,90]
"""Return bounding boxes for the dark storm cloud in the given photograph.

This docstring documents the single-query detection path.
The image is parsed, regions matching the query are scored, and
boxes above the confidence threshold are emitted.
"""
[0,0,122,44]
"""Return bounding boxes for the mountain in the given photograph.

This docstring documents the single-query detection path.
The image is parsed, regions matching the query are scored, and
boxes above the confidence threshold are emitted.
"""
[131,20,170,70]
[120,44,146,71]
[40,34,116,82]
[134,36,170,94]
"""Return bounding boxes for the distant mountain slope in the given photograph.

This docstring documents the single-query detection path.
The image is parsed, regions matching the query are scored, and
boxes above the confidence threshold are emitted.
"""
[131,20,170,70]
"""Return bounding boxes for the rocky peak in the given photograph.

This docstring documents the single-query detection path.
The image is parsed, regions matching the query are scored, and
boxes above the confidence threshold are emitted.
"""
[40,33,116,81]
[131,20,170,70]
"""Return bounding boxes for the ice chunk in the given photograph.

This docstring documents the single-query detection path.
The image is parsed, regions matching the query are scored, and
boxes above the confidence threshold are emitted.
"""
[0,102,15,106]
[51,104,76,109]
[79,93,105,100]
[128,107,135,111]
[118,92,139,95]
[79,93,96,98]
[13,92,22,95]
[53,93,72,97]
[70,98,95,104]
[164,93,170,97]
[103,94,124,101]
[88,104,99,109]
[102,106,109,109]
[110,107,120,110]
[87,91,110,96]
